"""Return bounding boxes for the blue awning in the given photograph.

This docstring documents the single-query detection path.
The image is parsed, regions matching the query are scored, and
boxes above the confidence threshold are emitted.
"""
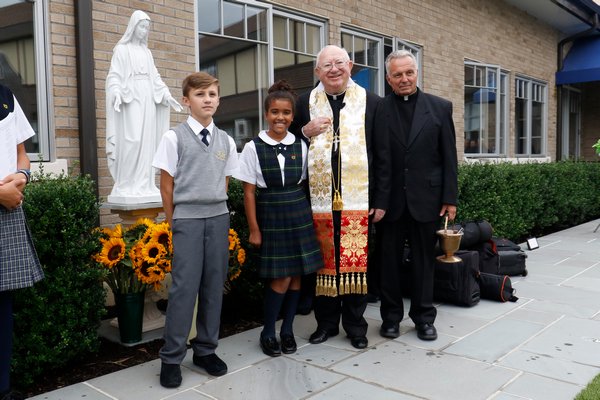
[556,35,600,85]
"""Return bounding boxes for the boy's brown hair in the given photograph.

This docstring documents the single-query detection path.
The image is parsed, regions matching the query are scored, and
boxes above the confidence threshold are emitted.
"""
[182,72,219,97]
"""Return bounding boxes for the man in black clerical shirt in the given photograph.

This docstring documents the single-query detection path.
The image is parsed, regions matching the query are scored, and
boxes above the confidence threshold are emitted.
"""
[375,50,458,341]
[290,45,389,350]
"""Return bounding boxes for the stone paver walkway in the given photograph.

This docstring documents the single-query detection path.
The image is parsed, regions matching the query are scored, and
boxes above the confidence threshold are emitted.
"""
[30,219,600,400]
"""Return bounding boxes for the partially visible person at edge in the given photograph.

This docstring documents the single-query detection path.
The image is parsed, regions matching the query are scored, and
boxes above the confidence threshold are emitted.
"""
[235,80,324,357]
[152,71,239,388]
[289,45,390,350]
[375,50,458,342]
[0,84,44,400]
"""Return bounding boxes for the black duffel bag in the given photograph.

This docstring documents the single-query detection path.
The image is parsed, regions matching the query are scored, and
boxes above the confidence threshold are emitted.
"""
[478,272,518,302]
[454,220,494,249]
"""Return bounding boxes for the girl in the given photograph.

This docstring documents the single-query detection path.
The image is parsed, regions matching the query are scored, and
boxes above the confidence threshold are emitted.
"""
[235,80,323,356]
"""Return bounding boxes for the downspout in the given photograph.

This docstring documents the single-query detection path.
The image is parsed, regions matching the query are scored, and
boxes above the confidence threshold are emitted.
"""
[74,0,99,198]
[555,13,600,160]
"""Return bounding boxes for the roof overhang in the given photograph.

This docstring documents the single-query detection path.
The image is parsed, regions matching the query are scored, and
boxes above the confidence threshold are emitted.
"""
[556,35,600,84]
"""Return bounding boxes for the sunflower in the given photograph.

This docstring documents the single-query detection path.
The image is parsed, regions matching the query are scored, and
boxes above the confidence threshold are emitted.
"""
[156,258,172,273]
[110,224,123,238]
[237,248,246,265]
[95,237,126,268]
[129,242,144,268]
[141,241,167,264]
[134,260,153,284]
[149,222,172,253]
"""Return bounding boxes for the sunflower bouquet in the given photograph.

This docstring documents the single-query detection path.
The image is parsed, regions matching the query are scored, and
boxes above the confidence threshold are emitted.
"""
[93,218,173,295]
[225,228,246,292]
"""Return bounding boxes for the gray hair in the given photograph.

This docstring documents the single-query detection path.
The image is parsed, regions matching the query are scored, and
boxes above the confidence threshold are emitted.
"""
[316,45,351,66]
[385,50,418,76]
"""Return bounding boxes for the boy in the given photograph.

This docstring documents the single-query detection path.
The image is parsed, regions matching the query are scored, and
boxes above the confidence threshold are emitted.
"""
[1,83,44,400]
[152,72,239,388]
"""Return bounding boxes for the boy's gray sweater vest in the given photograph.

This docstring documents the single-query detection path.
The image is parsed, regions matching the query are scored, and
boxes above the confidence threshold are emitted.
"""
[172,122,231,219]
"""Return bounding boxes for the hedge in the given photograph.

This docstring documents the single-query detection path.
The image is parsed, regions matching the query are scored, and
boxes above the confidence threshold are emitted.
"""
[12,173,105,388]
[456,161,600,241]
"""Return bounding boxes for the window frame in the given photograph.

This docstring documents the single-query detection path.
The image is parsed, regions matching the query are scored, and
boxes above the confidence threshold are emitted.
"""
[514,75,547,157]
[33,0,53,161]
[198,0,325,143]
[0,0,53,161]
[463,60,507,157]
[340,26,384,95]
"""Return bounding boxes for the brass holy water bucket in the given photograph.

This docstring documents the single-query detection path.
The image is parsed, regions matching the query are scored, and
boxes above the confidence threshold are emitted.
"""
[436,229,463,263]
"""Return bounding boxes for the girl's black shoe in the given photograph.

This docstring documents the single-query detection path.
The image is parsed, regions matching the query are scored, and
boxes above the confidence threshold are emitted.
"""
[280,334,297,354]
[260,335,281,357]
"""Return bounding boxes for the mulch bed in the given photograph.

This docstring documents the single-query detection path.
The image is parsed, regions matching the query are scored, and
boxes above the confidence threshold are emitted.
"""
[23,313,262,397]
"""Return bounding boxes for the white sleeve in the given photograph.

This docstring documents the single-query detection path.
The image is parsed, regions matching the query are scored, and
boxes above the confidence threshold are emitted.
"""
[152,130,178,177]
[233,141,259,185]
[224,136,240,177]
[14,96,35,144]
[301,139,308,181]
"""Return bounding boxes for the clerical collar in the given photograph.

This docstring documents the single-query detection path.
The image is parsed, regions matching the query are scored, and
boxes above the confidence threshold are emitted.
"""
[326,89,346,101]
[398,88,419,102]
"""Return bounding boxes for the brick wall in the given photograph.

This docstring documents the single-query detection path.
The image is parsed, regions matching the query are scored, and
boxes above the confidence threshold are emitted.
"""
[276,0,559,158]
[47,0,567,226]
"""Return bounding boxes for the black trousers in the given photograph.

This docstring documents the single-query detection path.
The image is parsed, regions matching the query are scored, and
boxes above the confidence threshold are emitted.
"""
[377,211,437,325]
[313,210,368,337]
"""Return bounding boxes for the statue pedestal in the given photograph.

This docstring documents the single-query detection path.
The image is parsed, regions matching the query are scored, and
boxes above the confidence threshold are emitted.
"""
[103,201,168,333]
[107,194,162,205]
[103,201,163,226]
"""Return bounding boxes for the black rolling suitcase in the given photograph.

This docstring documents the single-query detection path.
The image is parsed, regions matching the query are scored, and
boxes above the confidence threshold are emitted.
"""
[433,250,480,307]
[492,237,521,252]
[498,250,528,276]
[473,240,500,274]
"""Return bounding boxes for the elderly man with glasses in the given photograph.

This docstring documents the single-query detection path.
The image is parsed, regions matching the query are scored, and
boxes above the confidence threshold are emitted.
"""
[290,45,390,349]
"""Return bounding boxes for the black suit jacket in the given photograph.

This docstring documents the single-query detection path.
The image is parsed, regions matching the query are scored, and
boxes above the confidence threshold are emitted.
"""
[290,89,390,211]
[376,89,458,223]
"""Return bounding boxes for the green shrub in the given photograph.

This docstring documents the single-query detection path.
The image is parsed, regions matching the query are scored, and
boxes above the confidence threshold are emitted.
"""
[456,161,600,241]
[226,178,264,318]
[12,173,105,388]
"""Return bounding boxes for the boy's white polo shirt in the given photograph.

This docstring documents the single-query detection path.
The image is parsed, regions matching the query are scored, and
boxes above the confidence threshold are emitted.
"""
[152,116,238,177]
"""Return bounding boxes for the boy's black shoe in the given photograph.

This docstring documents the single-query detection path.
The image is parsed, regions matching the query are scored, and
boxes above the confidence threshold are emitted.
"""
[280,334,297,354]
[160,363,182,388]
[193,353,228,376]
[260,335,282,357]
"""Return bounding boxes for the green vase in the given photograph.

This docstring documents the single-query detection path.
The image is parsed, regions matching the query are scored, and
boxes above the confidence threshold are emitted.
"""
[115,291,145,344]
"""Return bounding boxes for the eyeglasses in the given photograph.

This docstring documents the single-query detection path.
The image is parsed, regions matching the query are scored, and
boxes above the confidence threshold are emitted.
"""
[318,59,348,72]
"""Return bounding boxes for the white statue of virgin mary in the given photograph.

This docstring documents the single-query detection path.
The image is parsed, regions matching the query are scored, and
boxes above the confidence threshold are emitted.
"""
[106,10,182,204]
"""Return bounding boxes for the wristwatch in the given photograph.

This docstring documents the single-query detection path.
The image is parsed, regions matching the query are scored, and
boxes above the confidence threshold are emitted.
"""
[17,168,31,184]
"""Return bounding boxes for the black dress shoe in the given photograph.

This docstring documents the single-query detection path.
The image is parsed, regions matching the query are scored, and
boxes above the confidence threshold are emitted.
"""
[160,362,182,388]
[309,327,339,344]
[380,321,400,338]
[350,336,368,349]
[280,334,297,354]
[193,353,228,376]
[415,323,438,341]
[260,335,282,357]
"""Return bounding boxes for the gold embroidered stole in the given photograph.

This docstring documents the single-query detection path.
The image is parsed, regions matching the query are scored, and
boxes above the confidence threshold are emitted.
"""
[308,82,370,297]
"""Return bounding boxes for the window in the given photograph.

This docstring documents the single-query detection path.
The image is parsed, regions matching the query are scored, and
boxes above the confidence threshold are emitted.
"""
[341,28,383,94]
[0,0,51,160]
[199,0,324,149]
[515,77,547,156]
[463,61,507,156]
[383,38,423,95]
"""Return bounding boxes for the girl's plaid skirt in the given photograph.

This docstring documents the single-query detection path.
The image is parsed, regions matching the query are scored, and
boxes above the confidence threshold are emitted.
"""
[0,206,43,291]
[256,185,323,279]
